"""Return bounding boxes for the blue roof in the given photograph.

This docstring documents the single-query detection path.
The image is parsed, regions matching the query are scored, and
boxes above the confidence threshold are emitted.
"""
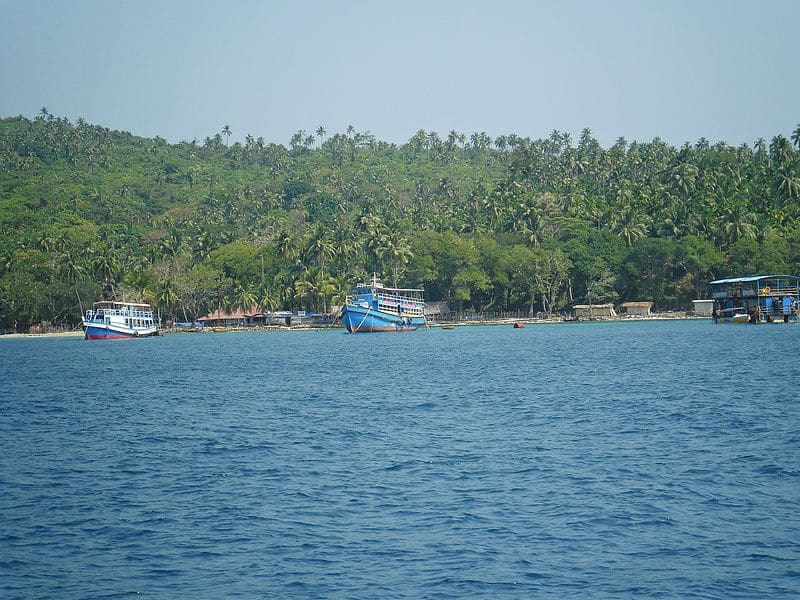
[710,275,798,285]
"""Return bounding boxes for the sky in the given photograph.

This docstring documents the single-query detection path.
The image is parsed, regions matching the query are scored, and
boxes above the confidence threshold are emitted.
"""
[1,0,798,149]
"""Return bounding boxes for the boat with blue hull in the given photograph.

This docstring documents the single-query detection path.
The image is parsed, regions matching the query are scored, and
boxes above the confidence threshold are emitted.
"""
[343,276,426,333]
[710,275,800,324]
[82,301,160,340]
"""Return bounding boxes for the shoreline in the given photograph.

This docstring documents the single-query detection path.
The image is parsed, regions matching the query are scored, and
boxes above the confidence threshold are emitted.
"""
[0,330,85,340]
[0,314,714,340]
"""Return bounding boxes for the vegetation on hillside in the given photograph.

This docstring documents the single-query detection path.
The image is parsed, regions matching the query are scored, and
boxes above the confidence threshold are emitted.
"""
[1,109,799,331]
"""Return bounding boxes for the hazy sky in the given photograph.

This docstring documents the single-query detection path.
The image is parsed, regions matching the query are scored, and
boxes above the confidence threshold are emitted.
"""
[1,0,798,148]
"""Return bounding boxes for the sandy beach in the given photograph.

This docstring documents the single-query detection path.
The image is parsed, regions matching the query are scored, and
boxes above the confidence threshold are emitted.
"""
[0,331,85,340]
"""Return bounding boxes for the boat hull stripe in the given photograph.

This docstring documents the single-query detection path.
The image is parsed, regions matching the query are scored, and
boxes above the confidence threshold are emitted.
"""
[342,306,425,333]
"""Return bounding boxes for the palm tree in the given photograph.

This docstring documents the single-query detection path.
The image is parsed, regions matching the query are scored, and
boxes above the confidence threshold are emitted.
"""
[161,229,186,259]
[293,272,317,311]
[155,277,179,321]
[274,229,297,262]
[234,284,257,312]
[257,282,280,313]
[306,225,335,277]
[222,125,232,146]
[59,251,86,314]
[792,124,800,150]
[376,232,413,287]
[613,206,649,247]
[316,126,327,145]
[290,130,307,151]
[91,245,121,299]
[770,135,793,168]
[776,171,800,204]
[670,162,699,198]
[717,204,758,245]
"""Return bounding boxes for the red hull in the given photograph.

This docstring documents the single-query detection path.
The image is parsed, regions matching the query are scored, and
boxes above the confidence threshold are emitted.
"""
[85,332,133,340]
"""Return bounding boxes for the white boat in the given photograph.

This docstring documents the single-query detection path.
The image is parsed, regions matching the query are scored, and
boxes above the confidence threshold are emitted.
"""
[82,301,159,340]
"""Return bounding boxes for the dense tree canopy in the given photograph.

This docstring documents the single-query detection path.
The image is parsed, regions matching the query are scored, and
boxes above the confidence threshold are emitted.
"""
[1,111,798,331]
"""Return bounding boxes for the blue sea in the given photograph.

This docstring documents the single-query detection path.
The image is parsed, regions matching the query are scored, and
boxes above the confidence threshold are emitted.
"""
[1,320,799,598]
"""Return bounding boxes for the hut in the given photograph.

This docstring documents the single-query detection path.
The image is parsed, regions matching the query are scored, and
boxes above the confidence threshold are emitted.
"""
[424,301,451,320]
[573,303,617,319]
[198,306,265,327]
[692,299,714,316]
[621,302,653,317]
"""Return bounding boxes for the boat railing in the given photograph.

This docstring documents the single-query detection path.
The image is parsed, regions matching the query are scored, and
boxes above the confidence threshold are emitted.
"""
[375,291,424,314]
[86,308,154,321]
[345,290,425,316]
[713,286,799,299]
[758,285,799,297]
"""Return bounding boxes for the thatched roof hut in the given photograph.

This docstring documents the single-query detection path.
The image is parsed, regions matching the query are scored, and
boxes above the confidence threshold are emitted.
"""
[573,303,617,318]
[621,301,653,317]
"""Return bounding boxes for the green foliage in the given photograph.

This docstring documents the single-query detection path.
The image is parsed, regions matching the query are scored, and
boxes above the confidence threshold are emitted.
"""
[1,113,798,330]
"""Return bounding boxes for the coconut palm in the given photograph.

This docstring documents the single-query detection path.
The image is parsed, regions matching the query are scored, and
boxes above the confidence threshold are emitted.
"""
[58,251,86,313]
[613,206,649,247]
[155,277,179,321]
[257,282,280,313]
[274,229,297,261]
[376,232,413,287]
[305,224,335,277]
[769,135,793,168]
[293,273,317,310]
[717,204,758,246]
[776,171,800,204]
[670,162,699,198]
[234,284,257,312]
[91,245,121,299]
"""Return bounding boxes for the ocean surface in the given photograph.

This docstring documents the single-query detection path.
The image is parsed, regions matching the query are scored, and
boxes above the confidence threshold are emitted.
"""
[1,319,799,598]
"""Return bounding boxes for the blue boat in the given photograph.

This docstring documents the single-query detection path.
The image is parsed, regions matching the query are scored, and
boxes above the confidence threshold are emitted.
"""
[82,300,160,339]
[710,275,800,324]
[342,275,426,333]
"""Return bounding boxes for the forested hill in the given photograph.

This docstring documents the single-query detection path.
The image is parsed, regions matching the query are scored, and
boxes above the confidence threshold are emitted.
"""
[1,111,799,331]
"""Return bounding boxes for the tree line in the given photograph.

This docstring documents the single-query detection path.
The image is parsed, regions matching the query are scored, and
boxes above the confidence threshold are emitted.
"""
[1,109,798,331]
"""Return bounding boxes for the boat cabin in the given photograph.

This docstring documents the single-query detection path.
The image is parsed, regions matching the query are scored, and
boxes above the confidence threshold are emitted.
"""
[710,275,800,323]
[84,301,155,328]
[347,278,425,318]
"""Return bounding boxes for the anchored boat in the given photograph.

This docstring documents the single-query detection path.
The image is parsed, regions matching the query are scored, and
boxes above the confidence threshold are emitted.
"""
[710,275,800,324]
[82,301,159,339]
[342,275,426,333]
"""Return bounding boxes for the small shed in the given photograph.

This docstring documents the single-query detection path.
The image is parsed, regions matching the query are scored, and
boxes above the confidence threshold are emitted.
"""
[198,306,264,327]
[573,303,617,319]
[692,299,714,316]
[425,301,450,318]
[621,302,653,317]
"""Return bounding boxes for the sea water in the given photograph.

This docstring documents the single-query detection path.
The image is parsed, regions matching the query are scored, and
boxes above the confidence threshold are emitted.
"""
[1,320,799,598]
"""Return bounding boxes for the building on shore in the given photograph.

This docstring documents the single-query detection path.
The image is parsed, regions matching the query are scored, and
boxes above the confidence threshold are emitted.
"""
[572,303,617,319]
[424,301,451,320]
[692,299,714,316]
[197,306,265,327]
[621,302,653,317]
[195,308,334,328]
